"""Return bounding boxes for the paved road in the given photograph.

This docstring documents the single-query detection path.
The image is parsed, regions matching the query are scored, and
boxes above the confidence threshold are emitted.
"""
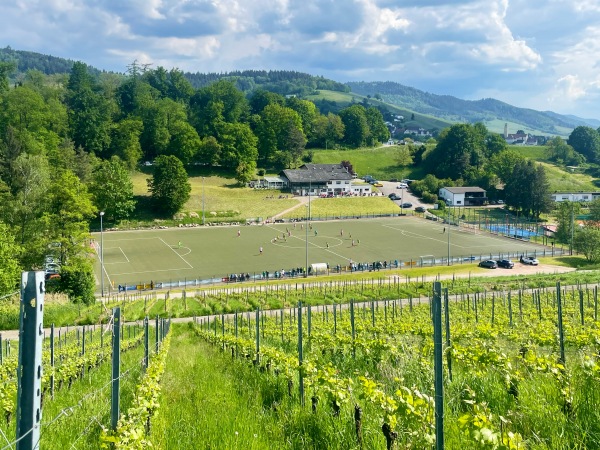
[376,180,432,213]
[0,263,575,341]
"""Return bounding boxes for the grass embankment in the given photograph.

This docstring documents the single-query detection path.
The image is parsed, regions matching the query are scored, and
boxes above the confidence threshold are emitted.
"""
[151,325,285,449]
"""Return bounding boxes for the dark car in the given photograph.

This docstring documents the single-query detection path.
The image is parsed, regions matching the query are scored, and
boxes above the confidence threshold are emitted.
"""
[520,255,539,265]
[496,259,514,269]
[401,202,413,208]
[479,260,498,269]
[415,206,426,213]
[388,193,400,200]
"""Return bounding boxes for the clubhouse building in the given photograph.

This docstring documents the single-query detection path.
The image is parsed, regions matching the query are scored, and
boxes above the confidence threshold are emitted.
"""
[280,163,372,197]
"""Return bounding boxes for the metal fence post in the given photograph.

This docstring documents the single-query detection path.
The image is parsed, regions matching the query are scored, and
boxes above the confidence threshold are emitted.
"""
[16,271,45,450]
[433,281,444,450]
[143,316,149,370]
[111,307,121,431]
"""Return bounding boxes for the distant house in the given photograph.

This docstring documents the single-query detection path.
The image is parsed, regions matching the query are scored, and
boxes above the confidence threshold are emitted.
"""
[439,187,487,206]
[280,163,370,196]
[550,192,600,202]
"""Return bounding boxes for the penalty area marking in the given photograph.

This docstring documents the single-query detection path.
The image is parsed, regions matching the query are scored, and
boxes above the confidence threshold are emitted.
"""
[103,247,130,264]
[158,237,194,269]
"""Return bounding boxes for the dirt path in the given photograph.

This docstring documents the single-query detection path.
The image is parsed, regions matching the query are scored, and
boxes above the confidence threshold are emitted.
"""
[271,195,309,219]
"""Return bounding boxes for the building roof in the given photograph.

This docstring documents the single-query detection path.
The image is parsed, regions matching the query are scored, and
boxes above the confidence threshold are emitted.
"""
[281,163,353,183]
[443,187,486,194]
[263,176,286,183]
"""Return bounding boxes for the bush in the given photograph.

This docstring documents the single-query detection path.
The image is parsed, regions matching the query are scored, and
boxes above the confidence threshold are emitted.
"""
[421,192,438,204]
[436,199,446,210]
[59,258,96,305]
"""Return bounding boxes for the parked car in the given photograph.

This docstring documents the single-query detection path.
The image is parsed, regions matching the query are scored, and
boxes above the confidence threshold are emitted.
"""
[497,199,504,204]
[479,260,498,269]
[388,193,400,200]
[415,206,426,213]
[373,182,383,187]
[363,175,375,183]
[496,259,514,269]
[397,183,408,189]
[520,256,539,265]
[401,202,413,208]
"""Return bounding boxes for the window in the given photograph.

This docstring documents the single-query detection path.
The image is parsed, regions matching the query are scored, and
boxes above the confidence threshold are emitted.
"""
[336,181,341,184]
[456,201,462,204]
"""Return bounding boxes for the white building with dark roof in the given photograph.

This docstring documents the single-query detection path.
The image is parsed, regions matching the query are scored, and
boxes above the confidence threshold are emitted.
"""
[439,187,487,206]
[281,163,370,196]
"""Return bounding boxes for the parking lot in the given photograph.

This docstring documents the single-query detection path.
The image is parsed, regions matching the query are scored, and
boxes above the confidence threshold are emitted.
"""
[375,180,432,212]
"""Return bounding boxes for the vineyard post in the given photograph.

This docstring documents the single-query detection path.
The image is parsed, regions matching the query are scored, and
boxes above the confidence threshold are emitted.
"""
[579,290,584,326]
[280,310,284,344]
[235,311,238,357]
[308,305,312,337]
[81,326,86,378]
[50,324,55,399]
[255,308,260,365]
[491,294,495,326]
[595,286,598,321]
[143,316,149,370]
[298,302,304,406]
[518,290,522,320]
[473,293,478,323]
[155,315,159,353]
[371,301,375,327]
[333,303,337,335]
[16,271,44,450]
[110,307,121,432]
[556,282,566,364]
[222,314,225,351]
[508,292,513,327]
[432,282,444,450]
[350,300,356,360]
[444,288,452,382]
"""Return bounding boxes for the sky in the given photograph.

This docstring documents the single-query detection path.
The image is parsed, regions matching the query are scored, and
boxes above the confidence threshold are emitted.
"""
[2,0,600,119]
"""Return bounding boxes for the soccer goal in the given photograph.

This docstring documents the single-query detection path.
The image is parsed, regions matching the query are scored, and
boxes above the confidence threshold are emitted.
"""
[419,254,435,266]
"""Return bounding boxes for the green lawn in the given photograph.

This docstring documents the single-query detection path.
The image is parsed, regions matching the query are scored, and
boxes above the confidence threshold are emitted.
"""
[310,145,432,181]
[93,216,548,290]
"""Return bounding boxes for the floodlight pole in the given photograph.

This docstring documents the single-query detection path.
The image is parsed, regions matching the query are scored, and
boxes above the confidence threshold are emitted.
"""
[305,180,311,278]
[401,187,404,215]
[100,211,105,297]
[202,177,205,226]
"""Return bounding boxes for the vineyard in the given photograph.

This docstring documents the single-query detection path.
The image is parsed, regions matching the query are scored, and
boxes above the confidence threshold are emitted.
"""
[189,282,600,449]
[1,273,600,448]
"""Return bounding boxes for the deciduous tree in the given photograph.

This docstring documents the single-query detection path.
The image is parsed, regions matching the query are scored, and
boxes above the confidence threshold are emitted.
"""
[91,156,136,222]
[147,155,191,215]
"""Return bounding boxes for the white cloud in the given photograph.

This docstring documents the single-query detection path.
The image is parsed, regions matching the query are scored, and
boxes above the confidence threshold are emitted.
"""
[1,0,600,117]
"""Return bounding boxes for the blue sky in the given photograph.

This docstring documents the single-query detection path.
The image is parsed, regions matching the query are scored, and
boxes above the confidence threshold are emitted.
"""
[2,0,600,119]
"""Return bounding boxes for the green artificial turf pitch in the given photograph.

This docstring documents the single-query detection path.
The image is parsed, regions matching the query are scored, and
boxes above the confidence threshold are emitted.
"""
[92,216,547,289]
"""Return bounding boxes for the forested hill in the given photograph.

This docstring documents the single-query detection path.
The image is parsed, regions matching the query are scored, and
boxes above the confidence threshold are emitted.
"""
[347,81,598,136]
[0,46,103,77]
[183,70,350,96]
[0,47,349,97]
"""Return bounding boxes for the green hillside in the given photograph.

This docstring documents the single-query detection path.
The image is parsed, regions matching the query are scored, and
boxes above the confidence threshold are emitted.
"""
[305,90,452,131]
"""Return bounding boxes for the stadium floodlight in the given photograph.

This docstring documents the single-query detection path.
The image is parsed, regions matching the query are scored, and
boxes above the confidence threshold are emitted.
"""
[202,177,205,226]
[100,211,105,297]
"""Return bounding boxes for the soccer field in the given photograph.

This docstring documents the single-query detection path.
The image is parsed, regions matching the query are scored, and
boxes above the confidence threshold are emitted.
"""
[92,216,549,291]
